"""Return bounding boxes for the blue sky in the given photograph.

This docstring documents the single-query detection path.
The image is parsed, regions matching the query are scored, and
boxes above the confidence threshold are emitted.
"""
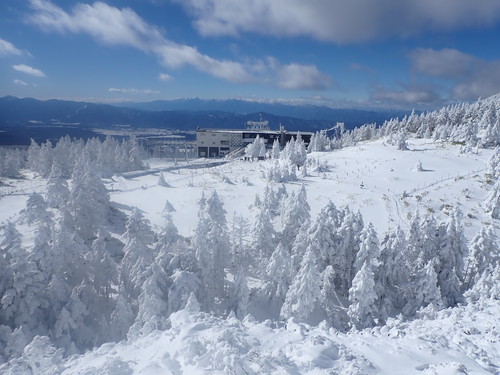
[1,0,500,110]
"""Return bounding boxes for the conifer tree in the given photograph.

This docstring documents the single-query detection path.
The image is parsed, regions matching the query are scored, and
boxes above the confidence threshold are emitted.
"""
[281,185,310,252]
[483,180,499,219]
[265,242,291,313]
[348,262,378,330]
[335,208,363,297]
[194,191,230,312]
[280,248,321,322]
[229,265,250,319]
[271,139,280,159]
[250,205,275,266]
[46,161,70,209]
[378,226,411,313]
[463,225,499,290]
[308,201,340,272]
[436,207,467,306]
[120,208,155,301]
[404,260,443,316]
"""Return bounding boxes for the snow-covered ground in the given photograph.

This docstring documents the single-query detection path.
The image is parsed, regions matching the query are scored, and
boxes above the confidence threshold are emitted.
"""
[38,299,497,374]
[106,138,494,239]
[0,137,498,374]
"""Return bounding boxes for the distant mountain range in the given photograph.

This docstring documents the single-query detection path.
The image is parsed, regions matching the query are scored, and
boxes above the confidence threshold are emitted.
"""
[0,96,409,144]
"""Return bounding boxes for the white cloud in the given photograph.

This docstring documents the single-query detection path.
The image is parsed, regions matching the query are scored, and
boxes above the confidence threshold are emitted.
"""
[28,0,254,84]
[28,0,329,90]
[276,63,331,90]
[12,64,46,77]
[108,88,160,95]
[370,84,443,106]
[175,0,500,43]
[408,48,500,100]
[0,38,23,57]
[409,48,477,79]
[13,79,29,86]
[158,73,173,83]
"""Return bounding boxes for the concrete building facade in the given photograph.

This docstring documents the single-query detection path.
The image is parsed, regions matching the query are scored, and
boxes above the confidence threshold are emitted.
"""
[196,127,313,158]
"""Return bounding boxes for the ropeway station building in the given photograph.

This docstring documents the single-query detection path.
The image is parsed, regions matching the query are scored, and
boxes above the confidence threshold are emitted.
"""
[196,120,313,158]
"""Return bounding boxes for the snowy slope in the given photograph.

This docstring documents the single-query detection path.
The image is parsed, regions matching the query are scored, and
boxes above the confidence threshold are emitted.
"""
[107,138,494,239]
[5,299,497,374]
[0,137,498,375]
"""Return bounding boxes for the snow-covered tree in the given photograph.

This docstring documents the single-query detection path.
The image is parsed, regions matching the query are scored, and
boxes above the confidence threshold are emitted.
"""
[482,180,499,219]
[46,162,70,209]
[194,191,230,312]
[280,248,321,322]
[229,265,250,319]
[307,201,341,272]
[271,139,280,159]
[353,223,380,275]
[281,185,310,252]
[250,205,276,269]
[436,207,467,306]
[70,155,111,242]
[158,171,170,187]
[245,135,266,160]
[20,193,50,225]
[378,226,411,314]
[487,147,499,180]
[463,225,499,291]
[264,242,292,313]
[348,262,378,330]
[131,261,171,336]
[120,208,155,301]
[404,260,443,316]
[334,208,363,297]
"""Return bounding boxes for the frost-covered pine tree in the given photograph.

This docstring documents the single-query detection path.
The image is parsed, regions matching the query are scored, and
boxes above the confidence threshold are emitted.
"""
[281,185,310,252]
[290,222,311,273]
[0,223,46,336]
[194,191,230,312]
[46,161,70,209]
[294,132,307,166]
[280,248,321,322]
[378,226,411,313]
[265,242,292,313]
[20,193,51,225]
[463,225,499,291]
[70,155,111,242]
[320,265,346,329]
[158,200,179,249]
[335,208,363,297]
[166,269,200,315]
[120,208,155,301]
[131,261,171,336]
[250,205,275,269]
[486,147,499,180]
[87,230,118,299]
[271,139,280,159]
[405,210,426,273]
[436,207,467,306]
[308,201,341,272]
[158,171,170,187]
[229,265,250,319]
[353,223,380,275]
[482,180,499,219]
[348,261,378,330]
[404,259,443,316]
[481,116,500,148]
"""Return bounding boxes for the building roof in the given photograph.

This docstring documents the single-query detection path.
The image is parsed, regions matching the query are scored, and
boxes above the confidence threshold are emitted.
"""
[196,128,314,135]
